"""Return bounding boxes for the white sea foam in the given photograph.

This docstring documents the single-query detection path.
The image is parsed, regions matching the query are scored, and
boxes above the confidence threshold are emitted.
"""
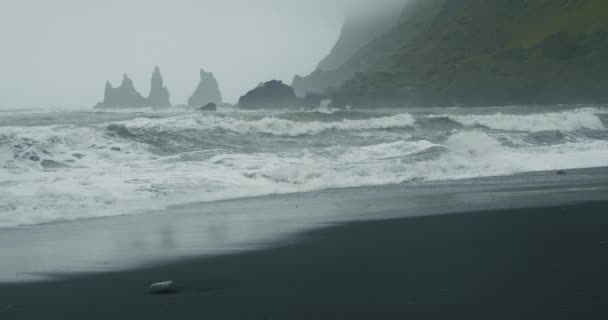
[2,124,608,228]
[115,112,417,137]
[2,107,608,228]
[431,108,606,132]
[308,99,340,114]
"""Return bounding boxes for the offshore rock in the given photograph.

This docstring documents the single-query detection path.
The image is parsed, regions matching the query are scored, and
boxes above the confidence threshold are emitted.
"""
[188,69,222,107]
[238,80,301,109]
[94,67,172,109]
[147,66,171,108]
[94,74,148,109]
[198,103,217,112]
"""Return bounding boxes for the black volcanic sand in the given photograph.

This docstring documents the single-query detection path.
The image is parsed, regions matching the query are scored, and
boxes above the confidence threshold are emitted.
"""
[2,202,608,319]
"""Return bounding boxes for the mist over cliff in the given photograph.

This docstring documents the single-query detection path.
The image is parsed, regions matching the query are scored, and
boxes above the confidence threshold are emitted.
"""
[292,0,450,99]
[292,0,409,97]
[317,0,407,72]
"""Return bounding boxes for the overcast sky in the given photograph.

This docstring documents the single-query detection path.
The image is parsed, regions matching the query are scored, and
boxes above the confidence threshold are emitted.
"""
[0,0,405,108]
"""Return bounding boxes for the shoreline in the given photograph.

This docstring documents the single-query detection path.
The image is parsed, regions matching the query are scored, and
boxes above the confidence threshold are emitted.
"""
[1,167,608,284]
[2,201,608,319]
[4,165,608,231]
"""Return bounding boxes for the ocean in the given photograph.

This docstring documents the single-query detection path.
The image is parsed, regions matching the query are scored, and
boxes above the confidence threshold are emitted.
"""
[1,104,608,228]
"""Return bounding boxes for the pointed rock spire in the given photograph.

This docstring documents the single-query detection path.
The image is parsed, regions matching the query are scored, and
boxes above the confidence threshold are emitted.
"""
[188,69,222,106]
[121,74,134,88]
[94,67,172,109]
[95,73,147,109]
[147,66,171,108]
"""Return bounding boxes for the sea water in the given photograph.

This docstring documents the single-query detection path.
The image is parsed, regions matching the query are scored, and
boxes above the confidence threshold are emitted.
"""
[1,104,607,228]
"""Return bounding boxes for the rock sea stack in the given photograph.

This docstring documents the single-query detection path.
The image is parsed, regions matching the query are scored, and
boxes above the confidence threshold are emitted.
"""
[188,69,222,107]
[147,66,171,108]
[94,67,172,109]
[238,80,301,109]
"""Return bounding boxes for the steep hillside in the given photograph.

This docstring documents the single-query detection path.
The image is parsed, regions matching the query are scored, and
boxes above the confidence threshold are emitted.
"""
[292,2,421,97]
[316,12,402,72]
[333,0,608,107]
[294,0,448,98]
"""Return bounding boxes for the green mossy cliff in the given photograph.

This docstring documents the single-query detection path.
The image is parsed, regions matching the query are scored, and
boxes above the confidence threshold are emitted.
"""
[332,0,608,107]
[294,0,446,98]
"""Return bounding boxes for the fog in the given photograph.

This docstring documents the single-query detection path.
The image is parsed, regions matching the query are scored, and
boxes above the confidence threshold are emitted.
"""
[0,0,405,108]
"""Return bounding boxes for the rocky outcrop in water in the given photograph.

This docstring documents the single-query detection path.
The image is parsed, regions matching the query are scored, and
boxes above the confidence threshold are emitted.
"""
[198,103,217,112]
[94,67,172,109]
[238,80,303,109]
[147,66,171,108]
[188,69,222,107]
[94,74,148,109]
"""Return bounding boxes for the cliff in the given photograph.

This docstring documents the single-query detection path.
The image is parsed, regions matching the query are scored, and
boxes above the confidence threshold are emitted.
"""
[292,0,448,98]
[332,0,608,107]
[188,69,223,107]
[291,5,405,97]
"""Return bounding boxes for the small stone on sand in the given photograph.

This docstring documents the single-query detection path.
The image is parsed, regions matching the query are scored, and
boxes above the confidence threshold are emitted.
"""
[148,281,177,295]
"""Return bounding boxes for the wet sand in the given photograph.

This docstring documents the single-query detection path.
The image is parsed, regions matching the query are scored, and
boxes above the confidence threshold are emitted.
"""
[2,200,608,319]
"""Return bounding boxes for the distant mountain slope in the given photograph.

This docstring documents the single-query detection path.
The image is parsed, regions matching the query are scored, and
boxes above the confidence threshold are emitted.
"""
[293,0,447,98]
[332,0,608,107]
[316,12,402,72]
[291,4,408,97]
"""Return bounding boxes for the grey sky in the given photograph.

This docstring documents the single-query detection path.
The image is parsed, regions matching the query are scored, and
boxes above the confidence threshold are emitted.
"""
[0,0,405,107]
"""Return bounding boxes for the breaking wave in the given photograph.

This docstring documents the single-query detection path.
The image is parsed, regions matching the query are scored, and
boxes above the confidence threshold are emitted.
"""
[1,106,608,228]
[429,108,606,132]
[111,112,417,137]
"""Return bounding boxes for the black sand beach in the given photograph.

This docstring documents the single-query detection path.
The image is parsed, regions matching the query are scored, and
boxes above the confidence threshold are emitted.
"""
[2,200,608,319]
[2,0,608,318]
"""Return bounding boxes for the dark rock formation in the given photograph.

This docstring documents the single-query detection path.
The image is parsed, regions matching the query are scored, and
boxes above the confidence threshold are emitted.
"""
[331,0,608,107]
[94,74,148,109]
[292,70,349,100]
[94,67,172,109]
[238,80,302,109]
[188,69,222,107]
[198,103,217,112]
[147,66,171,108]
[301,93,324,108]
